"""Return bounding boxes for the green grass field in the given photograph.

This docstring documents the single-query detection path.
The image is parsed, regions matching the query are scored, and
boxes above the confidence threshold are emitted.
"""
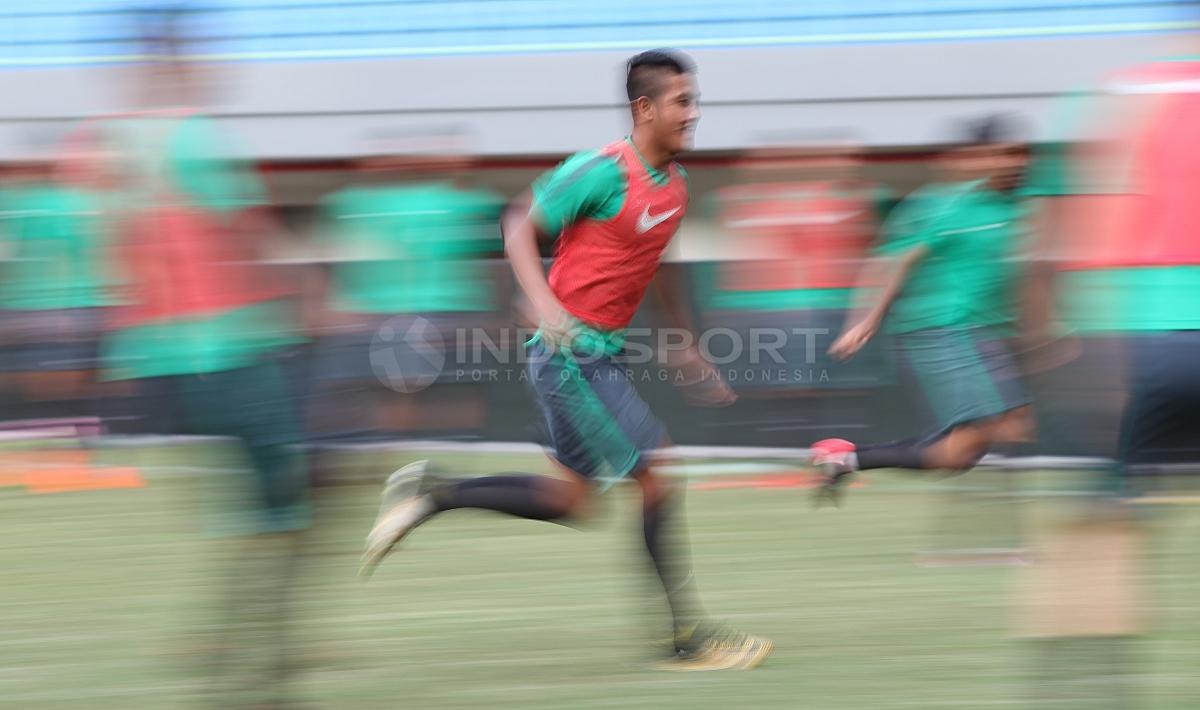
[1,447,1198,708]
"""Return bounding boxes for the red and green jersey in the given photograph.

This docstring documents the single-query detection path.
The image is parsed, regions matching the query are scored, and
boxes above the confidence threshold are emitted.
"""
[1028,58,1200,332]
[79,111,299,379]
[97,111,286,327]
[531,137,688,330]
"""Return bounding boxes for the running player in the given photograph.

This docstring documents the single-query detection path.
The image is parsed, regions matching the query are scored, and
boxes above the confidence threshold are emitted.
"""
[810,116,1034,503]
[1047,56,1200,487]
[85,10,313,705]
[362,49,772,670]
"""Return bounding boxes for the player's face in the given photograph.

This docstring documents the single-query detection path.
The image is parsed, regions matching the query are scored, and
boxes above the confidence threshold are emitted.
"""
[946,143,1027,189]
[651,73,700,155]
[985,143,1028,191]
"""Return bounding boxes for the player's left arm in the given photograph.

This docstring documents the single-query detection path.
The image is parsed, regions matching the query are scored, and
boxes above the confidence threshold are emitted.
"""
[650,265,737,407]
[650,167,699,334]
[650,188,737,406]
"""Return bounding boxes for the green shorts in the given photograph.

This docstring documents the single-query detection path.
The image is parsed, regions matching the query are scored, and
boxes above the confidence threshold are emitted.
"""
[895,326,1031,431]
[171,357,310,535]
[525,329,666,491]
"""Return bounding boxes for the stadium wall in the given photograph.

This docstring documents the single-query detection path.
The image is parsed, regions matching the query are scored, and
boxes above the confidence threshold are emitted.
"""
[0,32,1190,160]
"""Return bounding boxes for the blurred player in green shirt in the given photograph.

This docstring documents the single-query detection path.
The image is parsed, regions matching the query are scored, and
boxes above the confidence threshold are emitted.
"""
[0,158,113,418]
[810,116,1034,503]
[313,144,502,438]
[84,12,312,704]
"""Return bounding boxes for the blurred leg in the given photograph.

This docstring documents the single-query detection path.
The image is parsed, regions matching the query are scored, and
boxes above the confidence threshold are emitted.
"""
[634,465,706,644]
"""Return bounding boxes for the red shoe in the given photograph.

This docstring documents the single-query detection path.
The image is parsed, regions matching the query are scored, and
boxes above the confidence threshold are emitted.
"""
[809,438,856,469]
[809,439,857,508]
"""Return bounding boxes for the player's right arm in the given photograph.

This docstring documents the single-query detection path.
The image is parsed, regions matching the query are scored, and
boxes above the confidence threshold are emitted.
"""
[502,151,624,343]
[502,191,572,341]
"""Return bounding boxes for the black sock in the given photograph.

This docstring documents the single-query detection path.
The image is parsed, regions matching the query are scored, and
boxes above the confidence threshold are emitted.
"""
[429,474,573,522]
[855,438,930,470]
[856,429,988,472]
[856,429,955,471]
[642,490,705,645]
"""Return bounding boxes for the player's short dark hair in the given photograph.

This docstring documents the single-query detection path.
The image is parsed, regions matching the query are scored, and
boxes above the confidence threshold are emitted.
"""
[626,49,695,102]
[956,113,1027,146]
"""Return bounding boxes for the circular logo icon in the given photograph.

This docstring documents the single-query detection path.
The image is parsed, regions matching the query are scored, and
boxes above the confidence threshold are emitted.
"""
[370,316,445,393]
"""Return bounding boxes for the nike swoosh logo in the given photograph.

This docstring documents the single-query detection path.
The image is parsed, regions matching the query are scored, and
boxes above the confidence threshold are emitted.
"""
[636,205,681,234]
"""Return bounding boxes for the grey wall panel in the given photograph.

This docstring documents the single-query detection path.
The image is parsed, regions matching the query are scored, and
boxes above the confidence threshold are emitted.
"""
[0,33,1187,159]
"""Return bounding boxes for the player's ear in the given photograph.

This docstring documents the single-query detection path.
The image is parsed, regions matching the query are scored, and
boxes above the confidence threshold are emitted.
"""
[631,96,654,123]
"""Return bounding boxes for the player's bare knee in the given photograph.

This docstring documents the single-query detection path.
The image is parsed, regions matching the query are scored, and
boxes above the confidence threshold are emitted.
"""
[633,466,680,510]
[930,425,991,470]
[564,476,592,513]
[997,405,1035,442]
[546,468,593,518]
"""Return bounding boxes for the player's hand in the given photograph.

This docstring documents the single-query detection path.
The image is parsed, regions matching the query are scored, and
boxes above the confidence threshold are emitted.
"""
[672,346,737,407]
[534,299,576,350]
[829,319,878,361]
